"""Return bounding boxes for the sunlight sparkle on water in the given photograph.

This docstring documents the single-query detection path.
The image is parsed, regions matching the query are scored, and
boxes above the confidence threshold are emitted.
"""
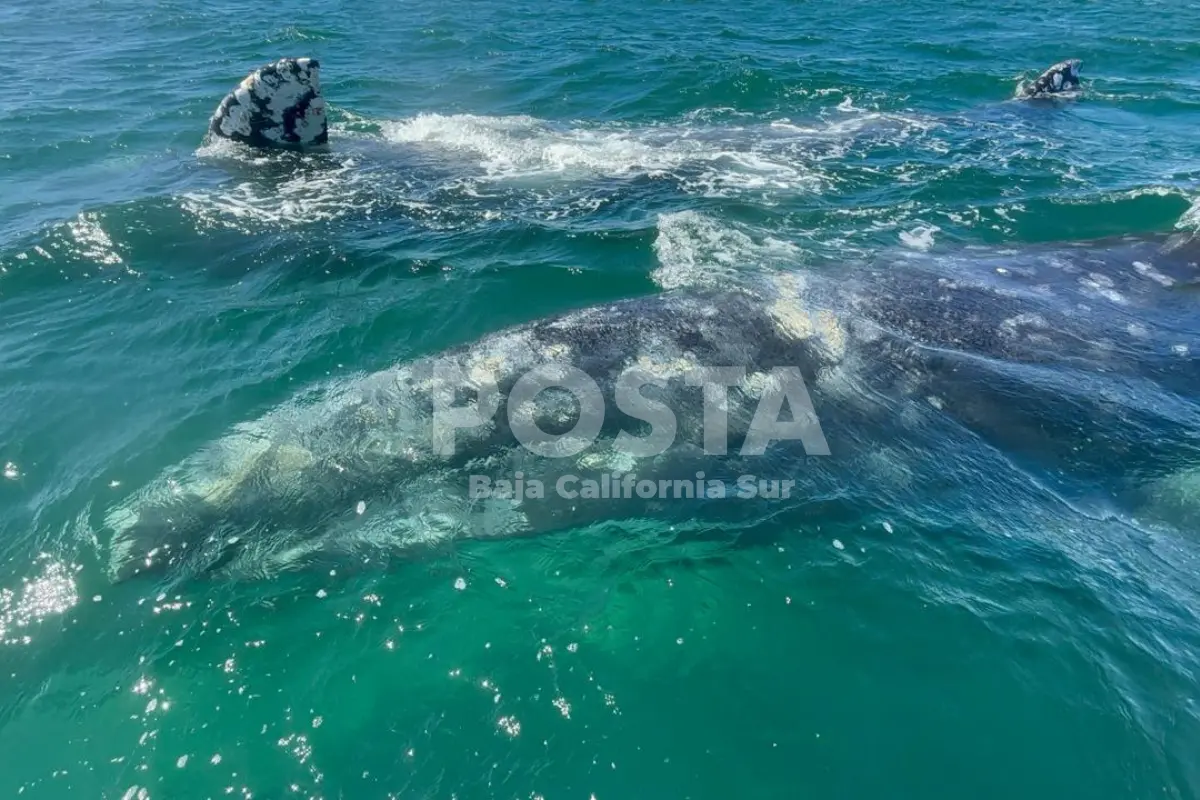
[0,557,80,645]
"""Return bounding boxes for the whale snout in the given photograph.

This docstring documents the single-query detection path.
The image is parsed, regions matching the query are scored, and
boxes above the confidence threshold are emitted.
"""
[207,56,329,150]
[1017,58,1084,99]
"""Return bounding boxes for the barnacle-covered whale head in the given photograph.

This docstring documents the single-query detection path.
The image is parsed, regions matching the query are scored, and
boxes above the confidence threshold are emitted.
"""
[208,57,328,150]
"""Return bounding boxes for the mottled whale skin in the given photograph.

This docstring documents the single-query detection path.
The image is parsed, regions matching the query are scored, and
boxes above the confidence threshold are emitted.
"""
[100,235,1200,584]
[207,57,328,150]
[1018,59,1083,98]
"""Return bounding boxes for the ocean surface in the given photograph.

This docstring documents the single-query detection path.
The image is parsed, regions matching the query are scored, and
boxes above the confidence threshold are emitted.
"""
[3,0,1200,797]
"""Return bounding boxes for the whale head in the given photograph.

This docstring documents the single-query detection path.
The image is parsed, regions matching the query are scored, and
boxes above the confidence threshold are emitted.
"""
[1062,58,1083,83]
[208,57,328,150]
[1019,58,1083,98]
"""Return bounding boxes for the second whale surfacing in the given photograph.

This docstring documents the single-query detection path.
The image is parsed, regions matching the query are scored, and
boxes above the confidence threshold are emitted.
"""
[100,235,1200,584]
[1018,58,1083,98]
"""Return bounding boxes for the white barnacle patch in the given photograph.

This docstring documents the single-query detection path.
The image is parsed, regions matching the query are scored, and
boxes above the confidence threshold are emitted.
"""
[460,332,533,389]
[1079,272,1128,305]
[739,370,781,398]
[508,371,585,437]
[547,306,603,330]
[218,101,253,137]
[292,94,326,144]
[1132,261,1175,287]
[631,353,699,380]
[766,273,847,360]
[577,448,637,474]
[467,354,509,389]
[263,75,309,119]
[540,342,570,360]
[998,312,1048,338]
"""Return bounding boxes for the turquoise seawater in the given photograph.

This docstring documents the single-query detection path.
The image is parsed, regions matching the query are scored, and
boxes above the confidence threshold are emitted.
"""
[3,0,1200,797]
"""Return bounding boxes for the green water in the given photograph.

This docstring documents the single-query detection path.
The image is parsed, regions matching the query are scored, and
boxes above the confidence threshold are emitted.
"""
[2,0,1200,797]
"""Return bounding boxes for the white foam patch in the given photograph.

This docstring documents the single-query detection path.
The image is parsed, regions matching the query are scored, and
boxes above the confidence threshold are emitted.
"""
[384,113,673,177]
[181,159,375,230]
[184,106,941,233]
[379,111,927,197]
[899,224,939,252]
[194,135,279,165]
[651,211,803,289]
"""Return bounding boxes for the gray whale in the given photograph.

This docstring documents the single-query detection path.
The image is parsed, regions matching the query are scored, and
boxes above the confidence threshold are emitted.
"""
[100,234,1200,584]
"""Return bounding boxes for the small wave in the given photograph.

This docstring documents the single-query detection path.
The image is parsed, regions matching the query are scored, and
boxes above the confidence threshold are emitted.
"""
[65,213,126,267]
[186,140,385,231]
[180,167,375,231]
[651,211,804,290]
[1,210,143,287]
[263,25,337,43]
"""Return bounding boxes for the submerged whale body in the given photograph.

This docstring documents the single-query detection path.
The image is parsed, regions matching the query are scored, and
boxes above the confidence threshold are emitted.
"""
[207,57,328,150]
[101,235,1200,584]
